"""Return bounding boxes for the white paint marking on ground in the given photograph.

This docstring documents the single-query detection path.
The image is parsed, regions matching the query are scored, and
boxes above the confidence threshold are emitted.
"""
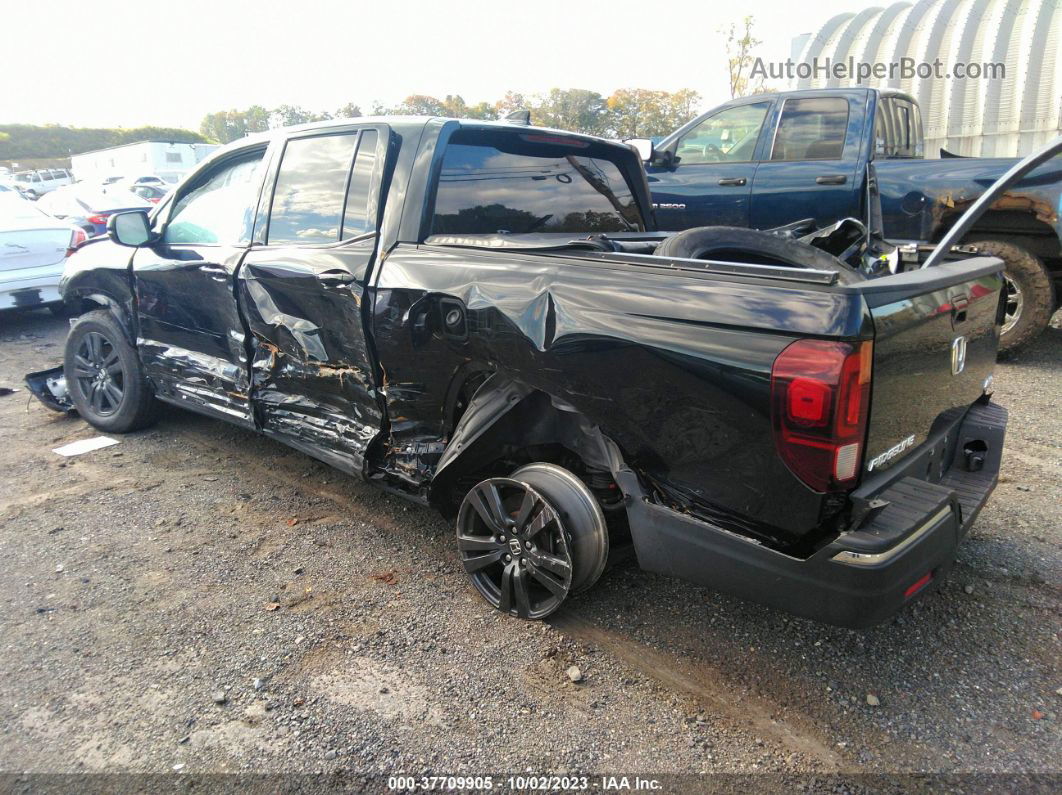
[53,436,119,457]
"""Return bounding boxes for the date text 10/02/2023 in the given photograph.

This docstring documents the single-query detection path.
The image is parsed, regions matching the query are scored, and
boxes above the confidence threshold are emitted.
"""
[386,775,663,790]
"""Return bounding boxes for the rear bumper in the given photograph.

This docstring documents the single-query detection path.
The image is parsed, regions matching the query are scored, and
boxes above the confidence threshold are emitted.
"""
[0,268,64,310]
[626,400,1007,628]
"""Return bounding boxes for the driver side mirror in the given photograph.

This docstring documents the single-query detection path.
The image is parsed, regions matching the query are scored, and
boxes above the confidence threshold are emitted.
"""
[108,210,154,247]
[627,138,655,163]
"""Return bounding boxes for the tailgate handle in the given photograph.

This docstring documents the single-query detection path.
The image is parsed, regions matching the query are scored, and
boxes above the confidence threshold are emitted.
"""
[816,175,847,185]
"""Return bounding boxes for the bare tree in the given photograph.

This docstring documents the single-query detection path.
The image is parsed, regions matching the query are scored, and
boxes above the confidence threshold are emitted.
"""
[721,16,761,98]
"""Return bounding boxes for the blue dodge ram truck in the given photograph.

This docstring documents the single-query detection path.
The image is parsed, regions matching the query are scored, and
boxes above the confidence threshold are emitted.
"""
[633,88,1062,351]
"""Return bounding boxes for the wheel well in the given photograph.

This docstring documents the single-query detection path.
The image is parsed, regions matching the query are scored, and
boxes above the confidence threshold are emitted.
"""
[935,209,1061,268]
[69,292,135,344]
[429,379,629,530]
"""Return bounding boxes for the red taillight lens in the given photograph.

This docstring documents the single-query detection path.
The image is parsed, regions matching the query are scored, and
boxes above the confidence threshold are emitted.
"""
[66,227,88,257]
[86,213,109,225]
[771,339,872,492]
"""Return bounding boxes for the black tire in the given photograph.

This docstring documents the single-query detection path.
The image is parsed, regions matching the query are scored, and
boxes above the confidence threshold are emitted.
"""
[511,463,608,595]
[655,226,865,284]
[63,310,160,433]
[964,239,1054,354]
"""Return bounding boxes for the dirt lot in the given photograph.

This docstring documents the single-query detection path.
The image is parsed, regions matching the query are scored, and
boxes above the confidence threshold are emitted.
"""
[0,309,1059,786]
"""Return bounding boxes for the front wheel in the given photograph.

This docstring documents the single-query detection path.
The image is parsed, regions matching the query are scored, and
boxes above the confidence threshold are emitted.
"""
[63,310,160,432]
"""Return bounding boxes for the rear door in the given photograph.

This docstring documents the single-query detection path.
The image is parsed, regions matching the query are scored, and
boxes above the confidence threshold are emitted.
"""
[750,96,863,229]
[132,145,267,426]
[237,126,388,476]
[646,101,771,229]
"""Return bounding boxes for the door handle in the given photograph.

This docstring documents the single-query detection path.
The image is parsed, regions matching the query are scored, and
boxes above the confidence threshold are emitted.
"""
[815,175,847,185]
[717,177,747,186]
[316,270,355,286]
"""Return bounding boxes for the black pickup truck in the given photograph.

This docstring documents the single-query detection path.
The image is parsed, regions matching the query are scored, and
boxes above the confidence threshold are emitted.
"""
[27,117,1013,628]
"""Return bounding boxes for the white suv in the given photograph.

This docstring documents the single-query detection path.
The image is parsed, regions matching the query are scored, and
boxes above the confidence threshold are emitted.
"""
[14,169,74,198]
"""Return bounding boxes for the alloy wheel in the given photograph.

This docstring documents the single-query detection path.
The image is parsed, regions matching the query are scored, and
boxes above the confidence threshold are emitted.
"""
[456,478,574,619]
[72,331,125,416]
[1001,272,1024,335]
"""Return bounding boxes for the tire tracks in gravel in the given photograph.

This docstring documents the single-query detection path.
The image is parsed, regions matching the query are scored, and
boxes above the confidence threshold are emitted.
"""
[171,417,850,771]
[547,612,845,769]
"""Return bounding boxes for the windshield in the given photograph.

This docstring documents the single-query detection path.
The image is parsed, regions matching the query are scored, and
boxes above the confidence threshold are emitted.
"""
[432,129,643,235]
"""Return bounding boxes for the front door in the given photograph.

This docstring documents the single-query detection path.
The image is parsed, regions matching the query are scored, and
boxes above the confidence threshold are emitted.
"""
[646,101,771,230]
[237,126,388,476]
[132,146,268,426]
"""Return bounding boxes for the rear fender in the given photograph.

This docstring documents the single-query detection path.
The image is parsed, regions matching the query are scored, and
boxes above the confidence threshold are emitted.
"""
[428,373,632,513]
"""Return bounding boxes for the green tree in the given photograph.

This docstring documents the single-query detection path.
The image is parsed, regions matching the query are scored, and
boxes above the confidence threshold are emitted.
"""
[494,91,528,118]
[271,105,330,127]
[335,102,362,119]
[531,88,608,136]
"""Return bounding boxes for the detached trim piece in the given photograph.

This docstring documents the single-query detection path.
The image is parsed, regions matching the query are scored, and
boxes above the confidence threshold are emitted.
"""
[831,505,952,566]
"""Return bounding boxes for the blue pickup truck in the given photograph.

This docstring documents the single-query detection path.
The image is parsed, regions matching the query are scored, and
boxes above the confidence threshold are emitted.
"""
[633,88,1061,351]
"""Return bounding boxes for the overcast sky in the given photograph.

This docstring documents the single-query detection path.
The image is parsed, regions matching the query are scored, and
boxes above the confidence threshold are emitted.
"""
[4,0,877,129]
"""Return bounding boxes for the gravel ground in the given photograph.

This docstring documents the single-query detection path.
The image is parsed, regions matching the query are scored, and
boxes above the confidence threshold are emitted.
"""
[0,309,1058,788]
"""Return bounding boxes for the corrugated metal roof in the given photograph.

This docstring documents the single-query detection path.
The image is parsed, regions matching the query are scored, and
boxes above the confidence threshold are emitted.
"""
[792,0,1062,156]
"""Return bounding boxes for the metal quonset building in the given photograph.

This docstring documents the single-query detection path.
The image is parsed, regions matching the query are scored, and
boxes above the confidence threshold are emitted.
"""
[790,0,1062,157]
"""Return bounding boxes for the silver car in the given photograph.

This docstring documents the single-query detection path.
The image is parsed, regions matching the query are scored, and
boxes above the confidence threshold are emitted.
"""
[0,194,85,311]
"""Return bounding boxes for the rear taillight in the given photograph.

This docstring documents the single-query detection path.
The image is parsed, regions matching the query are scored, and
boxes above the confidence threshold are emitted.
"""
[66,228,88,257]
[771,339,873,492]
[86,213,109,225]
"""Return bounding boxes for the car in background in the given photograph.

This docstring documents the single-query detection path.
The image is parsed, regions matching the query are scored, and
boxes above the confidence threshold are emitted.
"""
[36,186,152,237]
[101,178,171,205]
[0,183,32,200]
[13,168,74,198]
[0,194,86,311]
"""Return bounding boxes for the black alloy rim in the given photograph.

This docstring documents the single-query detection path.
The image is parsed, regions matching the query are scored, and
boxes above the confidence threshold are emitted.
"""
[73,331,125,416]
[456,478,574,619]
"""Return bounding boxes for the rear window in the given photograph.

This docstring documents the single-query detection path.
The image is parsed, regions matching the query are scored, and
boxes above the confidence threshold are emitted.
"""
[432,129,643,235]
[268,132,358,245]
[770,97,849,161]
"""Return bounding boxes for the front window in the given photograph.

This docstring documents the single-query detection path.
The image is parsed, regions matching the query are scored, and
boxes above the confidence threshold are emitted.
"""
[432,129,642,235]
[674,103,770,165]
[163,149,264,245]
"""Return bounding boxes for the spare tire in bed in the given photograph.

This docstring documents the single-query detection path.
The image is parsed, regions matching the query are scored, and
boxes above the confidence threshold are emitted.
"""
[655,226,864,284]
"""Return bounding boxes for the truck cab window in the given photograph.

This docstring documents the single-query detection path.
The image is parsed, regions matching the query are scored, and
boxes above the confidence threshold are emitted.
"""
[163,150,264,245]
[674,103,770,164]
[432,130,642,234]
[341,130,378,238]
[268,133,360,245]
[771,97,849,161]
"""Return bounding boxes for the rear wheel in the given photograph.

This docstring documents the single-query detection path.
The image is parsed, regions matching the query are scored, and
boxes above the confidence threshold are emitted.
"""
[456,463,608,619]
[964,239,1054,353]
[63,310,160,433]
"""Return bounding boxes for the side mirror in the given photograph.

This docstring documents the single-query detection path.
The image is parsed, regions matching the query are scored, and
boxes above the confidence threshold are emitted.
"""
[108,210,154,247]
[627,138,655,163]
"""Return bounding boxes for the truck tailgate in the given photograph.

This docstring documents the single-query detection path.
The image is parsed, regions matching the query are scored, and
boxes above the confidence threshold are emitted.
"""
[854,257,1004,478]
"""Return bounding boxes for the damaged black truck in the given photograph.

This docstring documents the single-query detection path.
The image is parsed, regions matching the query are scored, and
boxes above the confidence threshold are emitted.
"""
[27,117,1028,628]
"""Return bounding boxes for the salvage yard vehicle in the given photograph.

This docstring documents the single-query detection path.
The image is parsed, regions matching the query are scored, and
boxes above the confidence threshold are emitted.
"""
[631,88,1062,352]
[25,116,1032,628]
[0,193,86,311]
